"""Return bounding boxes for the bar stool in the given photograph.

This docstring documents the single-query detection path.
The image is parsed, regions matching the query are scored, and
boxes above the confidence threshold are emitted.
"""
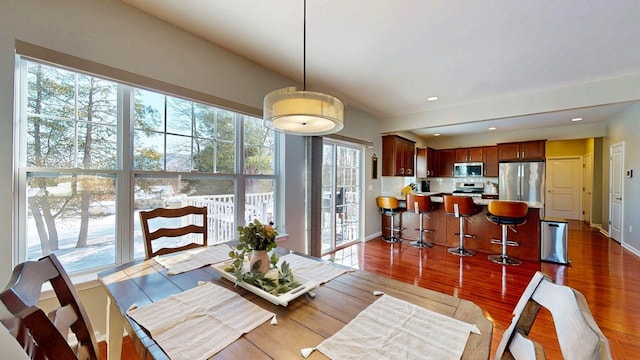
[485,200,529,265]
[406,194,434,248]
[444,195,480,256]
[376,196,404,243]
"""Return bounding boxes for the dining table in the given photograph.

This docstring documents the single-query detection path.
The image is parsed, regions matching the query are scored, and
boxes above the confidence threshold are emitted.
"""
[98,247,493,360]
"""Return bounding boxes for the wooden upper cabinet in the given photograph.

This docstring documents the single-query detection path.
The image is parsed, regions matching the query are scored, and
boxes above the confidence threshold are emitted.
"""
[520,141,546,160]
[416,147,435,177]
[482,146,499,177]
[498,140,546,161]
[455,147,483,162]
[435,149,455,177]
[382,135,415,176]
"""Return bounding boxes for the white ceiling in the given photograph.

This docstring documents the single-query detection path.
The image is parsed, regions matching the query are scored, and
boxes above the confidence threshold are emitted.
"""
[123,0,640,138]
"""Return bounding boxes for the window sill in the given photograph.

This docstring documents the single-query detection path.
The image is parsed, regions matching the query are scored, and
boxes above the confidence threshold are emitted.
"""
[39,270,103,301]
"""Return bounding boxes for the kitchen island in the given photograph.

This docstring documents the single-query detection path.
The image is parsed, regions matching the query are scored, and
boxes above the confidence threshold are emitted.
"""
[380,194,543,261]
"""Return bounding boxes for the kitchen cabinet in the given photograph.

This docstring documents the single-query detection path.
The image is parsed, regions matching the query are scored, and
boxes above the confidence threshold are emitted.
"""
[498,140,546,161]
[482,146,499,177]
[382,135,415,176]
[416,147,436,177]
[435,149,455,177]
[455,147,483,162]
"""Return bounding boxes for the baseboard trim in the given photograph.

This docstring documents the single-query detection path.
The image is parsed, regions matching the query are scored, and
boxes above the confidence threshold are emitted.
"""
[622,243,640,258]
[598,227,609,238]
[365,232,382,241]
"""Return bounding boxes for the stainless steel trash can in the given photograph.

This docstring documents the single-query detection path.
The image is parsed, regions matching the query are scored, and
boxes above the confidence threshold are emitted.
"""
[540,217,569,264]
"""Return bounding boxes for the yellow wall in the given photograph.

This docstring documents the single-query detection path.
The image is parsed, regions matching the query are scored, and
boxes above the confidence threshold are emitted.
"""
[546,139,590,157]
[585,137,595,154]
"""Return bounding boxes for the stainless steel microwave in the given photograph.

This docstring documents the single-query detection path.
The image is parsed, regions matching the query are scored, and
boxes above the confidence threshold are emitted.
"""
[454,162,483,177]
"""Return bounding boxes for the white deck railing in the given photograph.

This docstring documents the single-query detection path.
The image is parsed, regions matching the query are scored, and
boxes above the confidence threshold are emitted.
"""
[184,193,274,244]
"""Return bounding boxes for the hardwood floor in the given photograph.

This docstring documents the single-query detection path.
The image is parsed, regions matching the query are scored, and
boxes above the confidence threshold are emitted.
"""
[102,220,640,359]
[328,220,640,359]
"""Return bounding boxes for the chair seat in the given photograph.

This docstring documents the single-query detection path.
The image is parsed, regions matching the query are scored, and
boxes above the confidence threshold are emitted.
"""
[486,213,527,226]
[380,208,401,216]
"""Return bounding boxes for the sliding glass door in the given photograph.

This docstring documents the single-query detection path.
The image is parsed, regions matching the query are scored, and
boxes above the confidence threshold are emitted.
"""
[321,140,362,255]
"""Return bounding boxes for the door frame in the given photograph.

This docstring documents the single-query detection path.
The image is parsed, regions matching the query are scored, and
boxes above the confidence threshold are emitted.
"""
[320,139,364,255]
[583,153,593,224]
[609,142,624,244]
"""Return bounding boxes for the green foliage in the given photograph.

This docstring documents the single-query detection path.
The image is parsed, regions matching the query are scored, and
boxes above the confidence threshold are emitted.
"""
[224,255,301,296]
[224,221,300,295]
[236,219,278,251]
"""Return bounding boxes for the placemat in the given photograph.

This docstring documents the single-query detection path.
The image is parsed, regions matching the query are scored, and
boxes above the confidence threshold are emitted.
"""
[278,253,353,284]
[315,294,480,360]
[127,282,273,360]
[154,244,231,275]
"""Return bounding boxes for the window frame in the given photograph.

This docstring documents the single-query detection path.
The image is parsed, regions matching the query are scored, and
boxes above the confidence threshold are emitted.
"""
[13,52,279,276]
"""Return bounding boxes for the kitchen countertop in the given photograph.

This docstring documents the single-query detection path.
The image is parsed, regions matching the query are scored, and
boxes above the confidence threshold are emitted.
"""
[391,192,543,209]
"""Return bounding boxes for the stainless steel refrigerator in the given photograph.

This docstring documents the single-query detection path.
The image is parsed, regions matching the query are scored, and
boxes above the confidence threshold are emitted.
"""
[499,162,545,203]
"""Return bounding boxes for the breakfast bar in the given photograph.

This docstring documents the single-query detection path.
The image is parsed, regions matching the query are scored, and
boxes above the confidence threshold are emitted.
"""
[381,195,543,261]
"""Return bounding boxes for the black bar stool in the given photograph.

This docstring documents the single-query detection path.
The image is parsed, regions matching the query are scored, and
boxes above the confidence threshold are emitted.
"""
[485,200,529,265]
[376,196,404,243]
[444,195,480,256]
[406,194,434,248]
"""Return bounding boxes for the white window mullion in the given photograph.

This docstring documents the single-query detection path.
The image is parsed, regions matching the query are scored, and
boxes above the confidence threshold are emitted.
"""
[118,85,133,264]
[236,114,245,228]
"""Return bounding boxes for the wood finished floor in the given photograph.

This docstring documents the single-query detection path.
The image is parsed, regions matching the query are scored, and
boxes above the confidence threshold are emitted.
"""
[329,220,640,359]
[102,220,640,359]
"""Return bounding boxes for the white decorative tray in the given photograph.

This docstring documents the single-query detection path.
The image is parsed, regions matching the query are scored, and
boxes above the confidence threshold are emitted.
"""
[212,260,319,307]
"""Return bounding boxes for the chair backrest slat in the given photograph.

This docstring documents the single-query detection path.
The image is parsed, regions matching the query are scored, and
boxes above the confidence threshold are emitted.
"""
[139,205,208,259]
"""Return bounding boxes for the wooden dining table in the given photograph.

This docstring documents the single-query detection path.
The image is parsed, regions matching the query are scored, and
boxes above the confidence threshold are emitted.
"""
[98,249,493,360]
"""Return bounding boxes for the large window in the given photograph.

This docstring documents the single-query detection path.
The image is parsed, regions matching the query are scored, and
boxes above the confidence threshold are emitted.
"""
[16,59,277,274]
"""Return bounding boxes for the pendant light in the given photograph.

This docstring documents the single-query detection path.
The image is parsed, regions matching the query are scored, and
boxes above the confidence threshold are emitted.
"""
[263,0,344,136]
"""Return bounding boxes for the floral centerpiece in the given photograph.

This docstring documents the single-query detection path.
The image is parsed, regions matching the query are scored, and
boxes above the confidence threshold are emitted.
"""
[226,219,301,295]
[401,182,417,196]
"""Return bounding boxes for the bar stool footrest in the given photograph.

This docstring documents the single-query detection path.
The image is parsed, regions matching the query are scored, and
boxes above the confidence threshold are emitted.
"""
[453,232,477,238]
[490,239,519,246]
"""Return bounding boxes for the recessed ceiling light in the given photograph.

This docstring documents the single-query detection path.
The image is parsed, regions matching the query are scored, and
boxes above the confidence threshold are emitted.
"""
[433,133,441,136]
[488,127,497,131]
[571,117,583,122]
[427,96,439,102]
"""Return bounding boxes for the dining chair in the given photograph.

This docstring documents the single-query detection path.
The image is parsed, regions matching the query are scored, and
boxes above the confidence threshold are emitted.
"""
[139,205,208,259]
[0,253,100,360]
[495,271,612,360]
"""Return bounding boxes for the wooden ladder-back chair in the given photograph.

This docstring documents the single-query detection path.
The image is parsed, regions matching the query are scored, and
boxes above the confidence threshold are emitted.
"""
[139,205,208,259]
[495,271,612,360]
[0,254,100,360]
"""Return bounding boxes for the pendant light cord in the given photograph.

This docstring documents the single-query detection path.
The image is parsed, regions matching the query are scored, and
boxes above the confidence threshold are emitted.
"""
[303,0,307,91]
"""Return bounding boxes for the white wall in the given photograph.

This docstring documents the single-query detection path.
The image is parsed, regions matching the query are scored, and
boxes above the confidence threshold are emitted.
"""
[0,0,292,287]
[424,121,607,149]
[338,107,384,239]
[605,104,640,254]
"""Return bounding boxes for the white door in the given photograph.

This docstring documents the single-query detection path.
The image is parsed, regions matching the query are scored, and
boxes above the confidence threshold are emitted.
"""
[583,154,593,224]
[609,142,624,243]
[546,157,582,220]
